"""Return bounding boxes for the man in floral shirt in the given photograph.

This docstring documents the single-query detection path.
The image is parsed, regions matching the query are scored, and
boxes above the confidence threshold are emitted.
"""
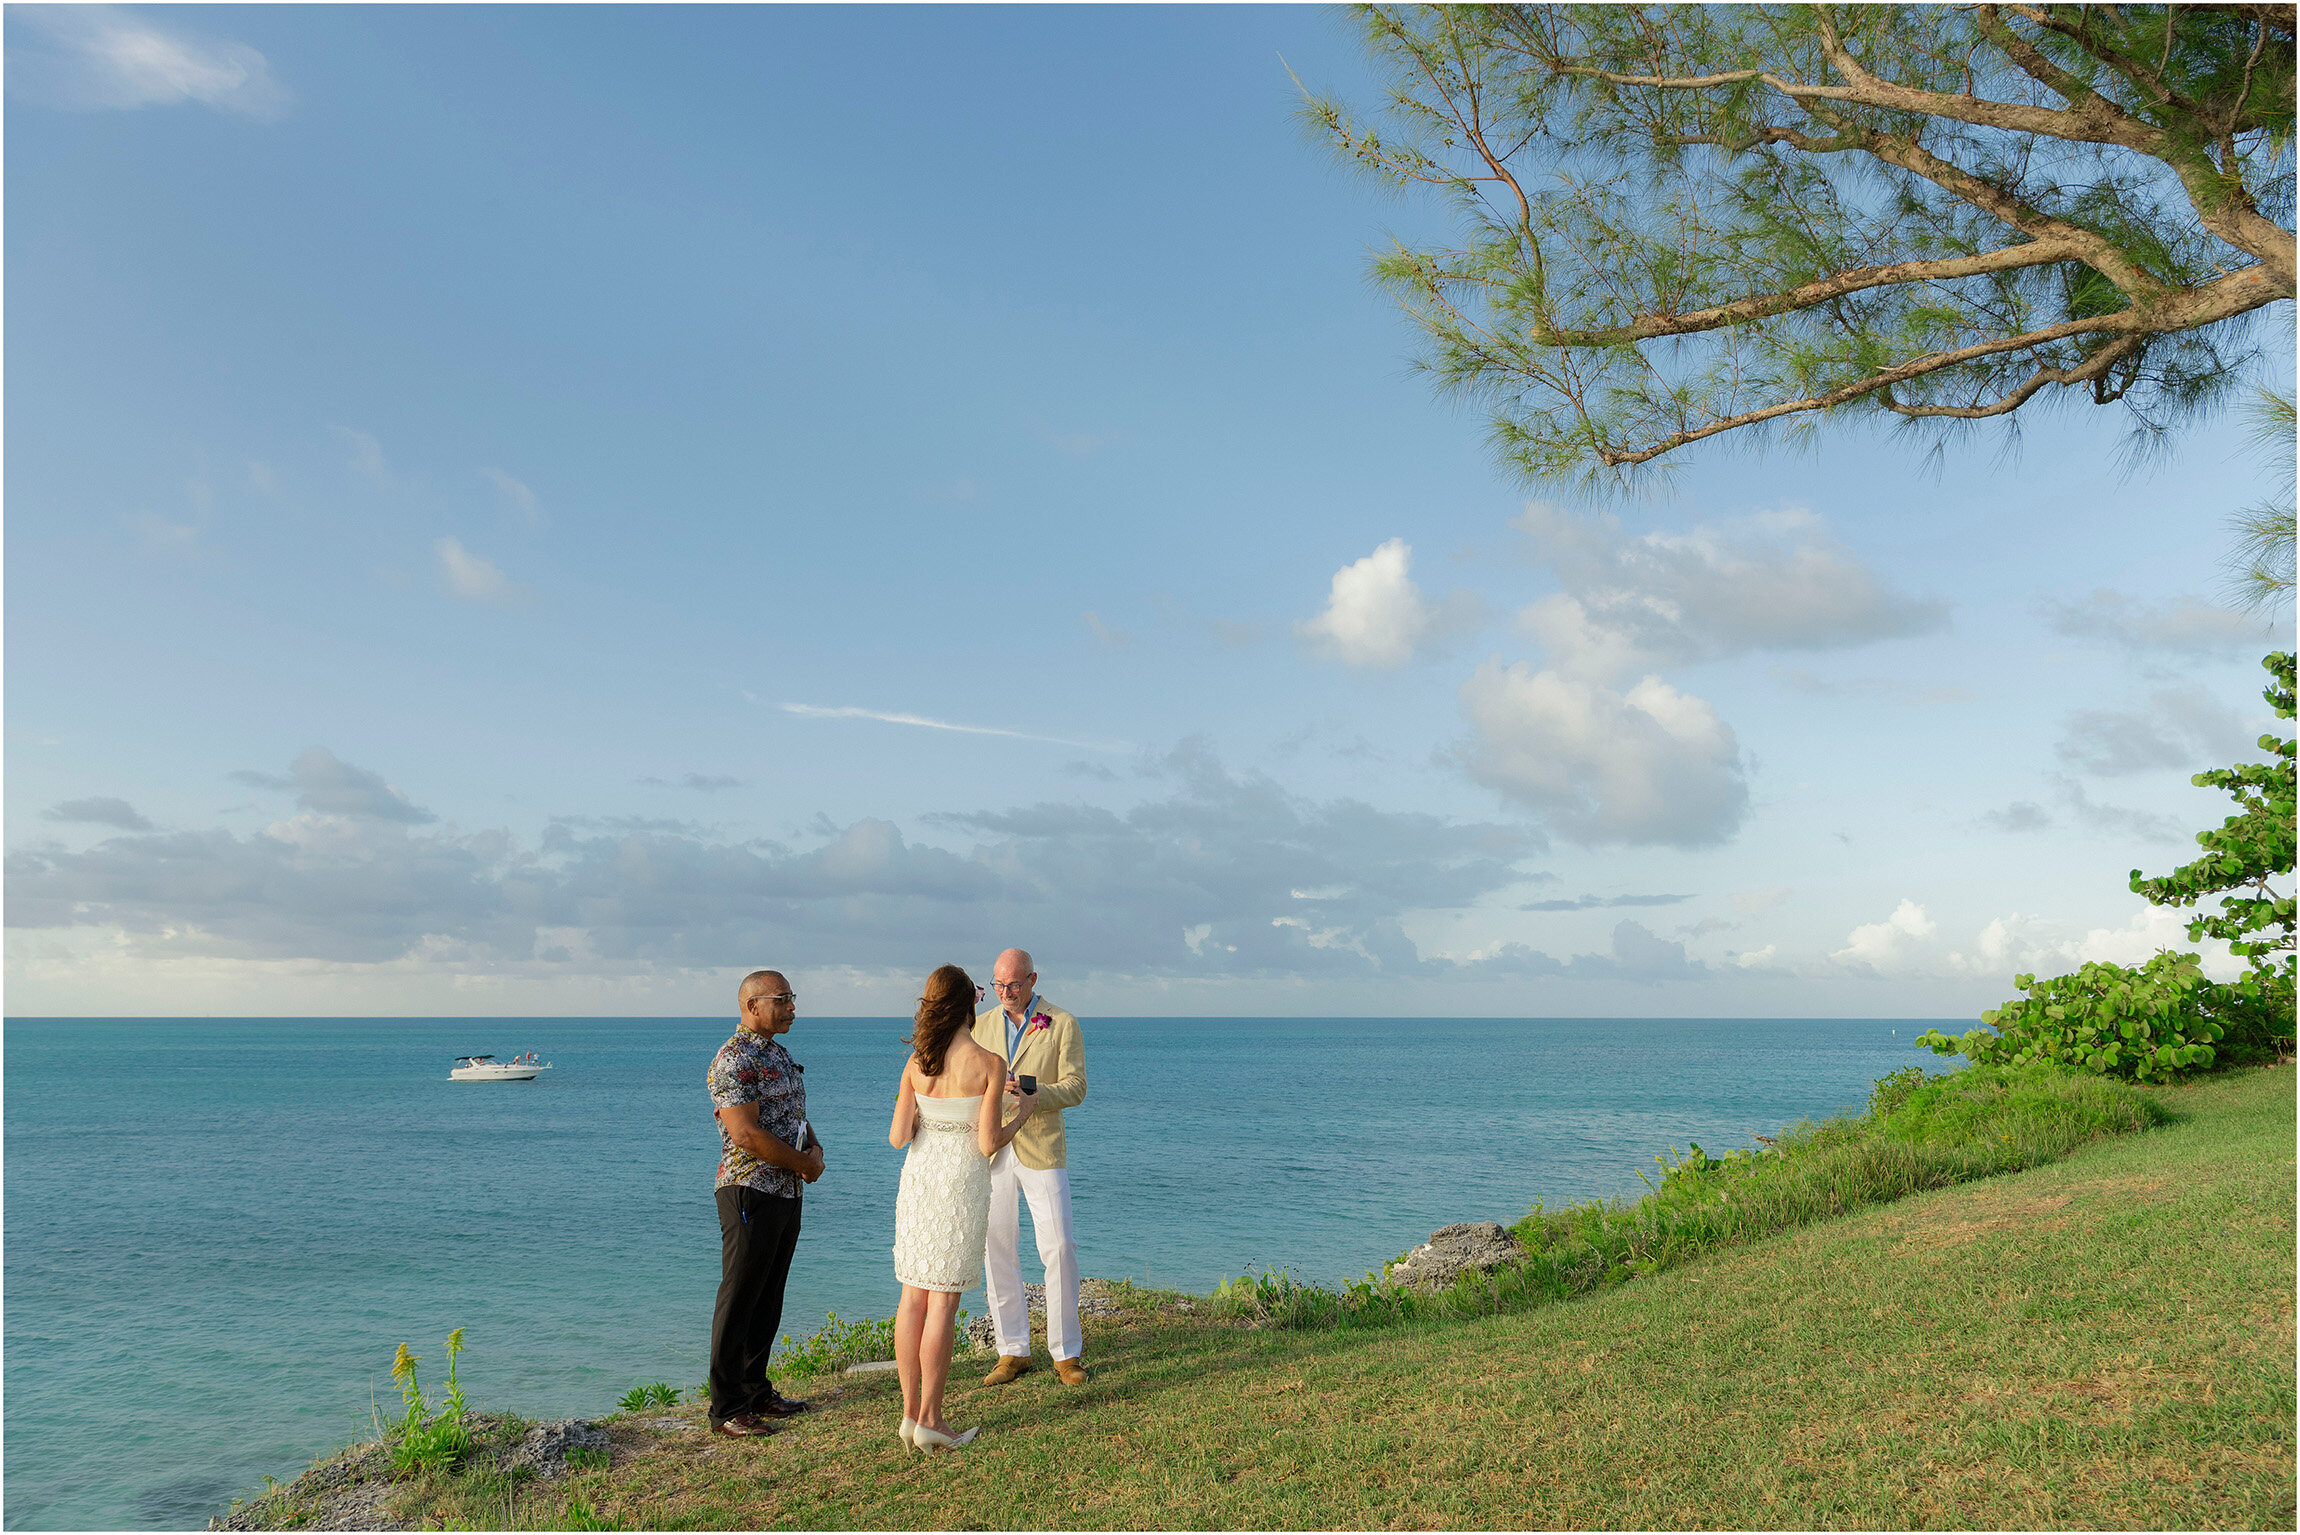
[705,969,824,1439]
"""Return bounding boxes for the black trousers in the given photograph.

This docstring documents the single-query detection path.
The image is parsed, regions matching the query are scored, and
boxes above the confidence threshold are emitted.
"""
[709,1185,802,1426]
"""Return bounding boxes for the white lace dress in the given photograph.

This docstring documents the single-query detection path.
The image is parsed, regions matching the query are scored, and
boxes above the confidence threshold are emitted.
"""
[893,1093,992,1293]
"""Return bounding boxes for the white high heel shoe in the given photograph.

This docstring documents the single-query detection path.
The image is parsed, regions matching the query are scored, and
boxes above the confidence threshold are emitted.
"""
[911,1423,979,1451]
[899,1417,917,1448]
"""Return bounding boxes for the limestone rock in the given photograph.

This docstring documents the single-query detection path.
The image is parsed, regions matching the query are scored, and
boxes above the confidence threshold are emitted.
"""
[962,1278,1134,1352]
[1386,1221,1524,1289]
[507,1420,608,1482]
[208,1443,397,1532]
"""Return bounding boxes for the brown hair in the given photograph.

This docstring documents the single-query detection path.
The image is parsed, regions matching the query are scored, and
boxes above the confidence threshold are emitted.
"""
[906,964,977,1078]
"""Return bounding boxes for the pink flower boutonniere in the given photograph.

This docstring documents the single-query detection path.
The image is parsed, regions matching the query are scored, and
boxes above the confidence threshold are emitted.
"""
[1026,1011,1053,1037]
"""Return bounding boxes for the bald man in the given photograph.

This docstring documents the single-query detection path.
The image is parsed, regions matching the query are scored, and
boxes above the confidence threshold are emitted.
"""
[972,947,1090,1386]
[705,969,824,1438]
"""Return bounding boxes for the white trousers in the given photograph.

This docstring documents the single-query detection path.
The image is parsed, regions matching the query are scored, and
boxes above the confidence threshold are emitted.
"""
[983,1146,1079,1361]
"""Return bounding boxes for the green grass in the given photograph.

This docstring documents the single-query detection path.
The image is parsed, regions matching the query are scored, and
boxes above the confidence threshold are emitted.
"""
[1205,1063,2170,1332]
[774,1307,978,1380]
[239,1065,2295,1530]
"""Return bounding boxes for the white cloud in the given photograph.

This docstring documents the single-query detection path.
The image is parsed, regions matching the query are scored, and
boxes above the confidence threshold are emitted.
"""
[1453,502,1930,850]
[480,468,543,526]
[1514,502,1946,683]
[2039,588,2278,657]
[1515,591,1662,685]
[1773,669,1976,706]
[1604,919,1701,977]
[1978,774,2192,841]
[637,773,746,793]
[2055,710,2192,776]
[128,511,198,554]
[780,703,1121,753]
[1439,918,1706,983]
[1455,660,1748,847]
[1833,899,1937,970]
[1082,611,1133,651]
[434,537,527,607]
[43,797,155,832]
[2043,774,2188,843]
[1982,800,2053,833]
[1949,905,2241,981]
[11,6,290,118]
[7,741,1543,976]
[2056,689,2264,776]
[1426,503,1932,851]
[230,747,435,824]
[1299,539,1477,669]
[1519,892,1692,912]
[333,426,388,484]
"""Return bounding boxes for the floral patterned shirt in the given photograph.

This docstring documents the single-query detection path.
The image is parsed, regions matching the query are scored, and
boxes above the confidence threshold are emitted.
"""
[707,1029,807,1199]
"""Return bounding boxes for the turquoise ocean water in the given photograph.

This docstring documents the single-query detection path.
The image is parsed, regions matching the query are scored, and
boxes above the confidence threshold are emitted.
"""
[3,1016,1940,1529]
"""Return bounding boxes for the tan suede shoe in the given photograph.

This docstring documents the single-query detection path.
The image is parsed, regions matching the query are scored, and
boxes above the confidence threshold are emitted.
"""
[982,1354,1032,1386]
[1052,1357,1090,1386]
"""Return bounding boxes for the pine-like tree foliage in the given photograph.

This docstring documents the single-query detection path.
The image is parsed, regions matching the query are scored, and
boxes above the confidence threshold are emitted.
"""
[1309,4,2297,488]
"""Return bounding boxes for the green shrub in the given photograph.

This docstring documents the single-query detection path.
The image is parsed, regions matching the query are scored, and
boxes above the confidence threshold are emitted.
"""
[388,1329,473,1475]
[1867,1063,1930,1119]
[1927,652,2296,1085]
[775,1311,893,1378]
[1880,1062,2169,1142]
[1209,1268,1348,1328]
[1914,953,2228,1083]
[773,1308,972,1379]
[2205,965,2298,1066]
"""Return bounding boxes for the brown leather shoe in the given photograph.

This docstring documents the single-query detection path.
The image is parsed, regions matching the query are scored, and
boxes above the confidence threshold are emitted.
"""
[981,1354,1033,1386]
[712,1413,776,1439]
[1052,1357,1090,1386]
[756,1392,812,1419]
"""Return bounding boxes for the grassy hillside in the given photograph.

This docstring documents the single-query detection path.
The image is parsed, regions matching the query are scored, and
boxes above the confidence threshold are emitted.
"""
[232,1065,2294,1530]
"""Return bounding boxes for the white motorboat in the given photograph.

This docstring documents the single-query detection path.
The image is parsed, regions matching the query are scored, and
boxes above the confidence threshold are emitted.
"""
[450,1052,551,1082]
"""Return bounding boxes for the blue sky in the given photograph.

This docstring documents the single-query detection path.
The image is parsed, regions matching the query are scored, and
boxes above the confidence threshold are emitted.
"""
[6,4,2292,1018]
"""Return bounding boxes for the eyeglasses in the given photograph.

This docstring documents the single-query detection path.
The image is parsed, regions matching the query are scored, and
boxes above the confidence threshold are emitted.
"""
[991,979,1034,994]
[751,992,796,1006]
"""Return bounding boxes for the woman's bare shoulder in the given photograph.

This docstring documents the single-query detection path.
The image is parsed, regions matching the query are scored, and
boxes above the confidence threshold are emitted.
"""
[956,1036,1003,1090]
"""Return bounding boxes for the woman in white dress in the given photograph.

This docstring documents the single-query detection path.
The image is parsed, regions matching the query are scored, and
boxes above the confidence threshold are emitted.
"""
[888,964,1037,1451]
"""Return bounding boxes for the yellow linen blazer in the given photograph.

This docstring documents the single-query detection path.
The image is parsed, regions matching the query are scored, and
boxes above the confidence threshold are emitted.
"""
[972,1000,1087,1171]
